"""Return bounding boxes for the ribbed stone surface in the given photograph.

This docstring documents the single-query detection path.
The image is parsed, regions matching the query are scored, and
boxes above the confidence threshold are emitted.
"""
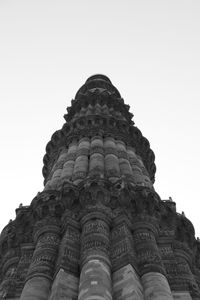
[89,153,104,177]
[61,160,74,180]
[73,138,89,185]
[104,137,119,180]
[112,264,144,300]
[141,272,173,300]
[117,141,132,177]
[44,135,152,190]
[50,169,62,188]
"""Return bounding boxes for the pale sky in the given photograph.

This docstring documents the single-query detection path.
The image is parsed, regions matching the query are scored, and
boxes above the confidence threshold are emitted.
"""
[0,0,200,236]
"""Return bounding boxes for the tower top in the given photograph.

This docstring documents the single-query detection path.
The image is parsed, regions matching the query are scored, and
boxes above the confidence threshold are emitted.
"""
[85,74,112,84]
[75,74,121,99]
[42,75,156,184]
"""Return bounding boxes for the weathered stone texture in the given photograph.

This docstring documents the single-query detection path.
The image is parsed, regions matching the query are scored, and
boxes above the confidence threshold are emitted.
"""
[112,264,144,300]
[172,292,192,300]
[49,269,79,300]
[78,259,112,300]
[19,277,50,300]
[0,75,199,300]
[141,272,173,300]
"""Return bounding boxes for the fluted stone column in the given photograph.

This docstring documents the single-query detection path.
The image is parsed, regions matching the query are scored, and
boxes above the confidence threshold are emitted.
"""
[0,252,20,299]
[116,140,132,178]
[133,219,173,300]
[104,137,120,181]
[61,140,77,183]
[49,211,80,300]
[89,136,104,178]
[16,243,35,294]
[73,137,90,185]
[111,214,144,300]
[158,234,194,300]
[127,146,150,186]
[20,219,60,300]
[173,241,199,299]
[78,208,112,300]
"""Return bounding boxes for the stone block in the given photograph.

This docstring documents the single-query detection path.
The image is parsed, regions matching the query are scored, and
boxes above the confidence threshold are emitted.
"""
[20,276,51,300]
[141,272,173,300]
[112,264,144,300]
[172,291,192,300]
[78,259,112,300]
[49,269,79,300]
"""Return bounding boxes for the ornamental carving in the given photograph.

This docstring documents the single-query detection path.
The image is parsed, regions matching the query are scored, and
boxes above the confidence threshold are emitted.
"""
[111,224,128,240]
[37,234,60,247]
[56,215,80,276]
[27,231,60,279]
[159,246,173,258]
[111,241,129,260]
[80,181,110,207]
[82,220,109,236]
[137,250,161,265]
[134,231,155,243]
[1,75,200,298]
[60,183,79,209]
[175,215,195,249]
[65,226,80,242]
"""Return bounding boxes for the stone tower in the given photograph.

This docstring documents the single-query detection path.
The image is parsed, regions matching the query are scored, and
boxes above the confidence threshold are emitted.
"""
[0,75,200,300]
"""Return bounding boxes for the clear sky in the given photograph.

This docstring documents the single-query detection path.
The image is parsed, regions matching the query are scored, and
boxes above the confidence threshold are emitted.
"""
[0,0,200,236]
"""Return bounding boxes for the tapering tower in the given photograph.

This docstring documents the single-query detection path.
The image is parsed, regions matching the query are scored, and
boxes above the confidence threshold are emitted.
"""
[0,75,200,300]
